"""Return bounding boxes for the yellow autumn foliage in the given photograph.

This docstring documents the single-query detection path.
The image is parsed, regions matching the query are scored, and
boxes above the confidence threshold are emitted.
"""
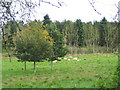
[13,22,54,61]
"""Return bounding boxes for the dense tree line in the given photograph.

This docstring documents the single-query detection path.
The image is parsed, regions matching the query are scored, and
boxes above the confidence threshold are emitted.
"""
[55,17,118,54]
[2,14,118,55]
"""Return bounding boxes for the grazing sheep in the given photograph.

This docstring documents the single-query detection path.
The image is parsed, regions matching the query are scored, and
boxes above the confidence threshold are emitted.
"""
[58,57,62,60]
[68,59,70,61]
[77,59,81,61]
[53,60,57,63]
[73,57,77,60]
[64,58,67,60]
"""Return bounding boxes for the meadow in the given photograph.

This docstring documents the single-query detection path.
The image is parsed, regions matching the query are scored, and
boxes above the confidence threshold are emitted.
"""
[2,53,118,88]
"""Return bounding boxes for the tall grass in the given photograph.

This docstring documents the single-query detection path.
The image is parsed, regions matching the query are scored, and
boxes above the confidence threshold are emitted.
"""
[66,46,118,55]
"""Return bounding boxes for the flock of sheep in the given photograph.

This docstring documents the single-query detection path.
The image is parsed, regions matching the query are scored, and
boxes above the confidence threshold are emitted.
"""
[52,56,82,63]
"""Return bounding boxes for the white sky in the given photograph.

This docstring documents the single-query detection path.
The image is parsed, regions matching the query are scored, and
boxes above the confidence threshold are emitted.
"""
[17,0,120,22]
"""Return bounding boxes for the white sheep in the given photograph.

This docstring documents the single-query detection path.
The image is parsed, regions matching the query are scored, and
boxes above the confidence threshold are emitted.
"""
[53,60,57,63]
[73,57,77,60]
[58,57,62,60]
[64,58,67,60]
[68,59,70,61]
[77,59,81,61]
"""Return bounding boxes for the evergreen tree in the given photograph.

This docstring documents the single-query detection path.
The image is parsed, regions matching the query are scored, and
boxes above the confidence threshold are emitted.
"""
[55,21,63,34]
[74,19,84,47]
[99,17,107,46]
[43,14,52,25]
[47,23,68,57]
[2,20,19,48]
[46,23,68,70]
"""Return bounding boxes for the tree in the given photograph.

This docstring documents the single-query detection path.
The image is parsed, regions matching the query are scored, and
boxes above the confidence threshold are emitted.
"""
[88,22,95,53]
[74,19,84,47]
[99,17,107,47]
[85,22,93,47]
[109,22,119,52]
[0,0,64,60]
[2,20,20,62]
[93,21,100,53]
[59,20,74,54]
[55,21,63,34]
[43,14,52,26]
[13,22,53,72]
[46,22,68,70]
[82,22,88,47]
[5,21,18,47]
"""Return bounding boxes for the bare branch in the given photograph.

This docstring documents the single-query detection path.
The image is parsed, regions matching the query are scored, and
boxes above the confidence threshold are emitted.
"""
[113,4,120,21]
[88,0,102,15]
[0,0,65,27]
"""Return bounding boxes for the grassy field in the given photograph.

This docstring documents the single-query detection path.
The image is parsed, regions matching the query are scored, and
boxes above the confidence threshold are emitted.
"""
[2,53,118,88]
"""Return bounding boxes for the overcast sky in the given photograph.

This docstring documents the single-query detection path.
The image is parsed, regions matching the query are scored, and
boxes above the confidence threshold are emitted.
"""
[18,0,120,22]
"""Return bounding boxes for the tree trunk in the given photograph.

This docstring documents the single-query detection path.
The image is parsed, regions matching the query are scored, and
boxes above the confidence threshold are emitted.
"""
[107,42,108,53]
[5,46,11,62]
[25,61,26,71]
[93,41,95,53]
[76,46,77,55]
[64,36,66,46]
[74,44,77,55]
[51,60,53,71]
[34,61,36,72]
[70,44,72,54]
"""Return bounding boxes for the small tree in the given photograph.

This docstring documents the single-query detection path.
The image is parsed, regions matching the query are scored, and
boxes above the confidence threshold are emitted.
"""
[46,23,68,70]
[13,22,53,72]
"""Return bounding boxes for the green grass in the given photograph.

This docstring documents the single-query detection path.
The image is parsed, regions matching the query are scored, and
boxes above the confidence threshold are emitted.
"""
[2,54,118,88]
